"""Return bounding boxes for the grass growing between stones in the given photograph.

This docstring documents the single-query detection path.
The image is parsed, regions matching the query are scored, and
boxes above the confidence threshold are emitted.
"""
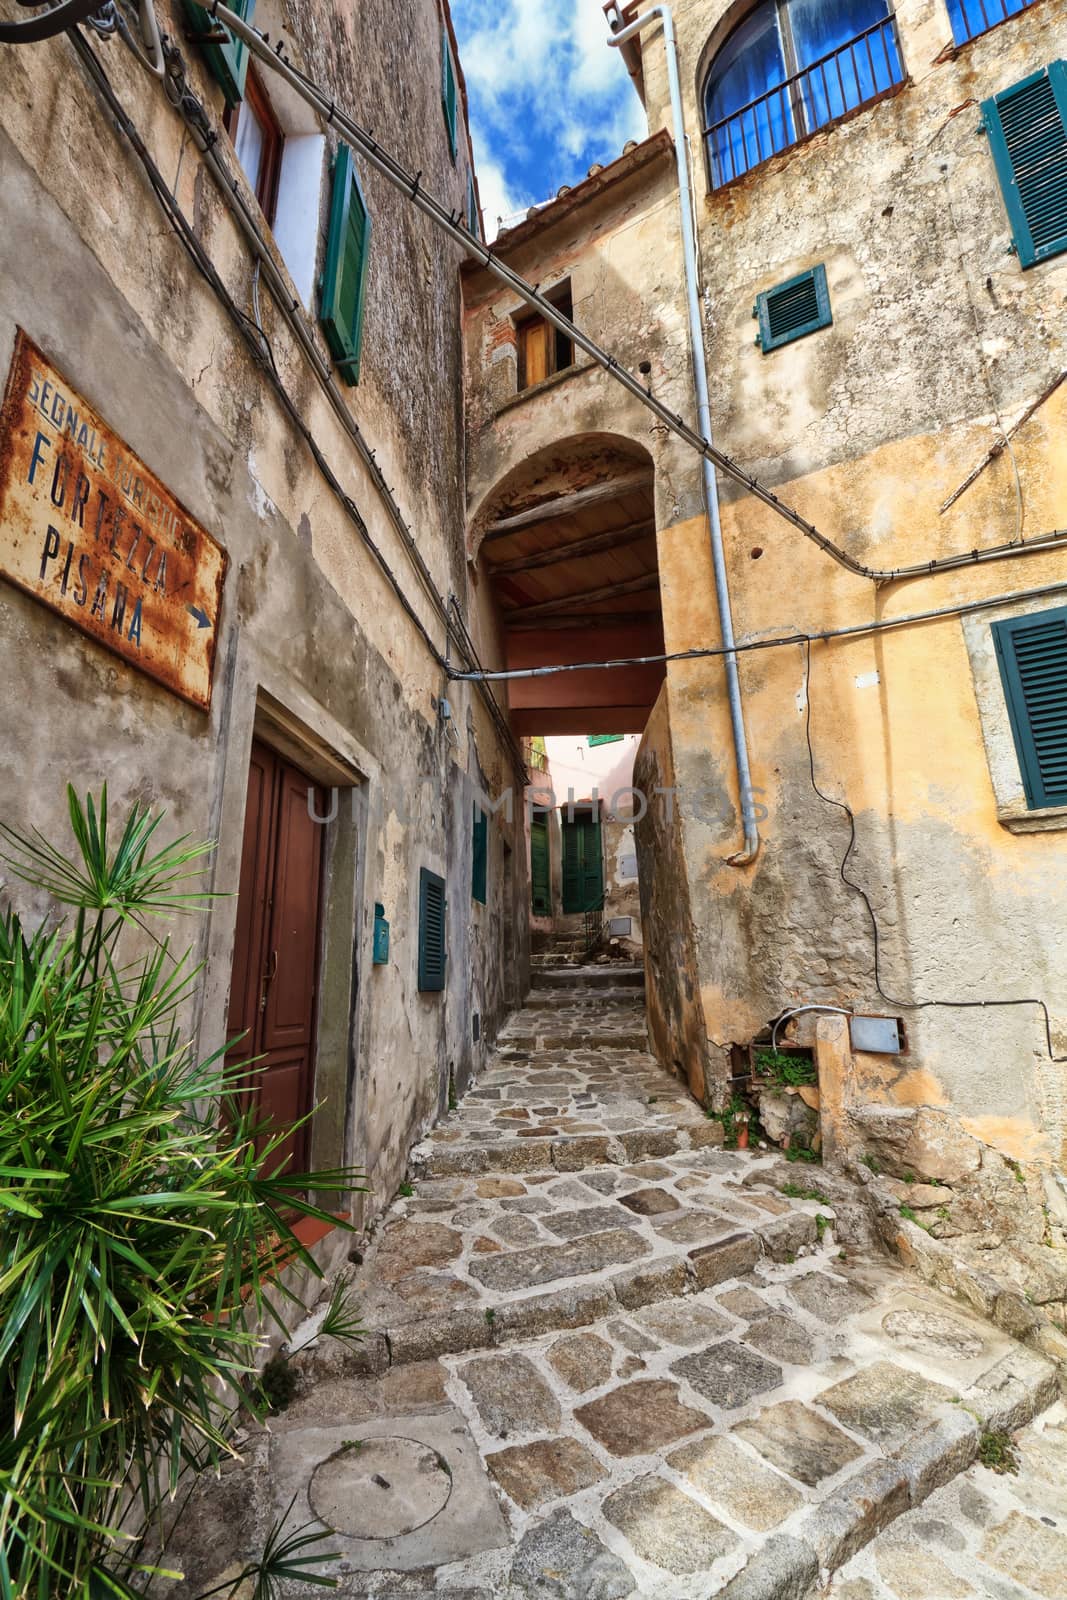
[978,1430,1020,1475]
[780,1182,829,1204]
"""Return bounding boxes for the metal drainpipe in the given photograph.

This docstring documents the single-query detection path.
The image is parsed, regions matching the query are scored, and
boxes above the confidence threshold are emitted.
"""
[608,5,759,865]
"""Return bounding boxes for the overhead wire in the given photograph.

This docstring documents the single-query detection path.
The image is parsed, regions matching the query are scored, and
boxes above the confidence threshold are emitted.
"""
[800,635,1065,1062]
[446,577,1067,681]
[204,0,1067,589]
[66,25,528,780]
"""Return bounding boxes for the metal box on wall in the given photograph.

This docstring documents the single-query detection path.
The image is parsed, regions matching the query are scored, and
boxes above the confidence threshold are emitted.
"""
[373,902,390,965]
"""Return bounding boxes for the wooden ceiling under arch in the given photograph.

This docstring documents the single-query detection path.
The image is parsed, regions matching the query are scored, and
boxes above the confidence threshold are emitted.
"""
[478,455,666,737]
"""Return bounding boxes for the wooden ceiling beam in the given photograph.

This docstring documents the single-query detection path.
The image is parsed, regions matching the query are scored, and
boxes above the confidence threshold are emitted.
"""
[487,518,655,575]
[505,572,659,621]
[481,471,651,543]
[506,610,659,631]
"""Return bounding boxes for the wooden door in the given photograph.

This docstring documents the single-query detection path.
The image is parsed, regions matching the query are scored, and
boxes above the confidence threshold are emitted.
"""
[561,811,603,914]
[227,741,325,1175]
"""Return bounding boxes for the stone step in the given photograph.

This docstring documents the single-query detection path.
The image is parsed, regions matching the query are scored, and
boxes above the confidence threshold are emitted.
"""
[413,1121,724,1180]
[497,1031,650,1054]
[532,966,645,990]
[317,1192,832,1377]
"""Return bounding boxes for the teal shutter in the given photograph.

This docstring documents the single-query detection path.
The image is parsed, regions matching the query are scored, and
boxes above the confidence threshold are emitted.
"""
[466,169,480,239]
[182,0,256,107]
[983,64,1067,269]
[992,607,1067,809]
[530,814,550,915]
[442,31,458,162]
[418,867,447,991]
[471,806,488,904]
[588,733,623,747]
[755,265,831,353]
[320,146,372,386]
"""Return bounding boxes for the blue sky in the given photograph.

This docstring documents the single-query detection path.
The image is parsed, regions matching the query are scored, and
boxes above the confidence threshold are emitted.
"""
[450,1,647,237]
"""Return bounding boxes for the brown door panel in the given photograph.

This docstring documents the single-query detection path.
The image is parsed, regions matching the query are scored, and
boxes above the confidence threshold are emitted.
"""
[227,740,324,1176]
[262,763,324,1053]
[253,1051,311,1176]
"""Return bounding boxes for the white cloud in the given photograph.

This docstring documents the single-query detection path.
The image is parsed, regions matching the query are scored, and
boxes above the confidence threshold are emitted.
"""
[452,0,648,212]
[473,145,526,240]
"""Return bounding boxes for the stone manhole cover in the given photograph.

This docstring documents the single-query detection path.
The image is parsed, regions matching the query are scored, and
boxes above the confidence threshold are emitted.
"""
[882,1308,985,1358]
[309,1437,452,1540]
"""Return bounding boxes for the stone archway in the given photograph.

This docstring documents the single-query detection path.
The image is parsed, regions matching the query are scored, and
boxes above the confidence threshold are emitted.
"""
[471,433,664,736]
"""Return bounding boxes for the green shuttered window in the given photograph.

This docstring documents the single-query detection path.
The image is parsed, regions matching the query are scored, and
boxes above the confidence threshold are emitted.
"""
[320,146,372,386]
[754,265,831,354]
[530,814,550,917]
[418,867,447,991]
[472,806,488,904]
[442,29,459,162]
[992,606,1067,810]
[983,64,1067,269]
[182,0,256,107]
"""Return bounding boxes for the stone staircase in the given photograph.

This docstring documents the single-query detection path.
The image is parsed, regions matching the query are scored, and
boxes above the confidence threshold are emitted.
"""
[260,966,1059,1599]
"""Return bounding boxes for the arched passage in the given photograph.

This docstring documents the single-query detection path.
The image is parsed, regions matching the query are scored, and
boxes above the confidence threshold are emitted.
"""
[472,434,665,736]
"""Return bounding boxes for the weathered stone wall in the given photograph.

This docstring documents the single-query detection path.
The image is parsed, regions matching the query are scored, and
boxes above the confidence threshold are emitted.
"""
[634,682,717,1102]
[0,0,526,1224]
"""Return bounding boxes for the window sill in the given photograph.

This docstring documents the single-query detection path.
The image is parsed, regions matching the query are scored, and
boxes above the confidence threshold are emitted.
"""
[497,360,596,416]
[997,804,1067,834]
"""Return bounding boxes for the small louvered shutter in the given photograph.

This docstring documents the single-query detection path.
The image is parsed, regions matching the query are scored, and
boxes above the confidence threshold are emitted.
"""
[472,806,488,904]
[992,607,1067,809]
[320,146,372,386]
[983,64,1067,269]
[755,265,831,353]
[442,31,458,161]
[182,0,256,107]
[530,814,550,916]
[418,868,447,991]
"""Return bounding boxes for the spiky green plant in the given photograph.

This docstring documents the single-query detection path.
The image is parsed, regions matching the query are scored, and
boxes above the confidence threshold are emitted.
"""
[0,787,365,1598]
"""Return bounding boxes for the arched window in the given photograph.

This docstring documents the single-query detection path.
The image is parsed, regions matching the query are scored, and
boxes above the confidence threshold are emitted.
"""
[703,0,905,187]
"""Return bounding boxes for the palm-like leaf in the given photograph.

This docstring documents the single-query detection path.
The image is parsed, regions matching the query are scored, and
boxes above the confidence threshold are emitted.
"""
[0,789,366,1597]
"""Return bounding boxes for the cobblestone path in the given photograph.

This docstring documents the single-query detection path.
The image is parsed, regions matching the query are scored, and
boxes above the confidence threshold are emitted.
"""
[165,963,1061,1599]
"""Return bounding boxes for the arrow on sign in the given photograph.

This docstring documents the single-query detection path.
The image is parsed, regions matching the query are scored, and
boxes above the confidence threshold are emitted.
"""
[187,604,212,630]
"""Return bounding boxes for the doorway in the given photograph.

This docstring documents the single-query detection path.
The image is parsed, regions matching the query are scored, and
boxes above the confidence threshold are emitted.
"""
[227,740,326,1174]
[561,807,603,915]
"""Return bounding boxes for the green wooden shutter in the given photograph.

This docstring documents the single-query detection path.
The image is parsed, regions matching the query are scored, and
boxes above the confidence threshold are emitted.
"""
[530,814,550,916]
[983,64,1067,269]
[992,606,1067,809]
[466,168,480,239]
[442,30,458,162]
[182,0,256,107]
[471,805,488,904]
[418,867,447,991]
[320,146,372,386]
[754,265,831,353]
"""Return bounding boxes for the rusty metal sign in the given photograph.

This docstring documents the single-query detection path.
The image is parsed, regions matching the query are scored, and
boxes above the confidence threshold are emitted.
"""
[0,330,226,711]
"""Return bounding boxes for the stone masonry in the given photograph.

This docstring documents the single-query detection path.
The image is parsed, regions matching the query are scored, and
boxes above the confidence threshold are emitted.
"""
[160,962,1061,1598]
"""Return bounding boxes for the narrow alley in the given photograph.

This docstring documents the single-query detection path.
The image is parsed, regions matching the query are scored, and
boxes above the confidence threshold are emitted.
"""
[167,952,1063,1600]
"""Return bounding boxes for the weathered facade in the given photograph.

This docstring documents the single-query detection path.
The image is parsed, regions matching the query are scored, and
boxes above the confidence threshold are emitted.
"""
[462,0,1067,1265]
[0,0,528,1228]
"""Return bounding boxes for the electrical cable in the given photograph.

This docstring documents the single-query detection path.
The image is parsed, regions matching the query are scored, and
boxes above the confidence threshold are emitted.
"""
[68,29,450,676]
[67,27,527,781]
[801,636,1065,1062]
[203,2,1067,590]
[446,576,1067,681]
[0,0,101,44]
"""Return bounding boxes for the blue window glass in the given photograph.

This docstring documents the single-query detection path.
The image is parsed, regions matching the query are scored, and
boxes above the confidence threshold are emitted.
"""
[705,5,792,187]
[704,0,904,187]
[945,0,1031,48]
[789,0,901,127]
